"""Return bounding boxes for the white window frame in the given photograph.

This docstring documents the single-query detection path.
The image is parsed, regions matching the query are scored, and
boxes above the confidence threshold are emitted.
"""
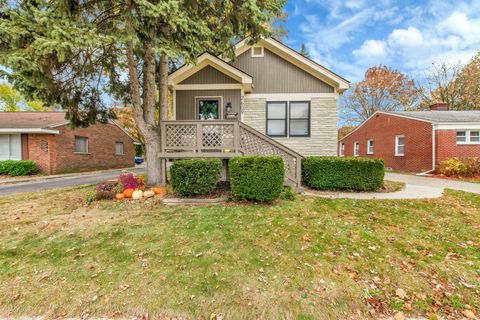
[456,130,480,144]
[367,139,374,155]
[340,142,345,157]
[74,136,89,154]
[251,46,264,58]
[354,141,359,157]
[115,142,124,155]
[395,135,405,156]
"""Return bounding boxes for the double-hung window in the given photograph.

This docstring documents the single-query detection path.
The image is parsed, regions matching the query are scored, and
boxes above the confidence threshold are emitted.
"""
[354,142,359,157]
[266,102,287,137]
[266,101,311,137]
[75,136,89,153]
[340,142,345,157]
[367,139,374,154]
[115,142,124,155]
[395,135,405,156]
[456,130,480,144]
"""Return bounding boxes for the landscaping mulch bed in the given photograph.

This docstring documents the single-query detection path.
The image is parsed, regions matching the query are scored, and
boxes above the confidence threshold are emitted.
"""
[431,174,480,184]
[164,181,231,199]
[303,180,405,195]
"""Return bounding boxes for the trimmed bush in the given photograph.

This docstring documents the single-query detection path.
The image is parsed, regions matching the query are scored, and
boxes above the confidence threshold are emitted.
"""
[302,157,384,191]
[0,160,37,176]
[229,156,284,202]
[170,159,222,197]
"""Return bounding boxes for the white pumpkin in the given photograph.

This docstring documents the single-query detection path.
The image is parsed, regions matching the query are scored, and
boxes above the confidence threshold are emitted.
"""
[143,190,155,198]
[132,189,143,200]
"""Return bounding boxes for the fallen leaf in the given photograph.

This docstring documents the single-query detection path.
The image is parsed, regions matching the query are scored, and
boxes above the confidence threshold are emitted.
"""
[302,234,312,242]
[395,288,407,299]
[463,310,476,319]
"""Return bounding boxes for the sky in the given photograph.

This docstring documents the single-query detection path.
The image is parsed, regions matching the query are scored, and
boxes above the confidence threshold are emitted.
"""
[283,0,480,83]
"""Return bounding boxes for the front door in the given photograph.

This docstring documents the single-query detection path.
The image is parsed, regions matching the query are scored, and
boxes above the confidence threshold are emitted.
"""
[198,99,220,120]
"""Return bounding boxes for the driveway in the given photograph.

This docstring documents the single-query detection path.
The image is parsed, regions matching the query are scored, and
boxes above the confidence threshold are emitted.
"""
[0,167,146,196]
[385,172,480,195]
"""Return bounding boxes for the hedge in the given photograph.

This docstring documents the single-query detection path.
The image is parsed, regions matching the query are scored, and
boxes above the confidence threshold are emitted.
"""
[170,158,222,197]
[0,160,37,176]
[229,156,285,202]
[302,157,384,191]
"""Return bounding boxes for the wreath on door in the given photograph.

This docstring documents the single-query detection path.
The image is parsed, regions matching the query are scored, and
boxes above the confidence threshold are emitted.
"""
[199,101,218,120]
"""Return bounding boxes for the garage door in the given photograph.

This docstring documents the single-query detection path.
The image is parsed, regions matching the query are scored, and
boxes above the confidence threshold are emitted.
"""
[0,134,22,160]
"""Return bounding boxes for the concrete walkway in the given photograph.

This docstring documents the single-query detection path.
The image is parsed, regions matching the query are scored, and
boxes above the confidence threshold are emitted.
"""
[303,172,480,200]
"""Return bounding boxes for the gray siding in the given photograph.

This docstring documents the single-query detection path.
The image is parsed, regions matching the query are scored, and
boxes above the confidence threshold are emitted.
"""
[175,89,241,120]
[179,65,239,84]
[242,97,338,156]
[230,48,334,93]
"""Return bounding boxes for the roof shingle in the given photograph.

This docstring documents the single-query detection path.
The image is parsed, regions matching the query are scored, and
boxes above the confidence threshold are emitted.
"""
[0,112,67,129]
[387,111,480,123]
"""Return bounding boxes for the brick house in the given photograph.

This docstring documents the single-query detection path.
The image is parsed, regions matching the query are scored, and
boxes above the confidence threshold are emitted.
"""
[0,112,136,174]
[339,104,480,172]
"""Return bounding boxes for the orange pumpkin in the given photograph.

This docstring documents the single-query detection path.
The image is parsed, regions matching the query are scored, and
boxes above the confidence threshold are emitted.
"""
[115,193,125,200]
[152,186,165,196]
[123,188,135,198]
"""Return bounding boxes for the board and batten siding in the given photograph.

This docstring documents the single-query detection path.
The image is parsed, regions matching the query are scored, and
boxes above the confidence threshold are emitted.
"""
[179,65,239,85]
[242,97,338,156]
[175,89,241,120]
[230,48,334,94]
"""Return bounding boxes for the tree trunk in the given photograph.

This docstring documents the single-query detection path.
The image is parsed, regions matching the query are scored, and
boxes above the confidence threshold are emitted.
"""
[144,130,162,186]
[159,53,169,122]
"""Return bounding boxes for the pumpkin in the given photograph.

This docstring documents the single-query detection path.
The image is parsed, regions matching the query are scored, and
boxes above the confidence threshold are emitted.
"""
[115,193,125,200]
[123,188,135,198]
[132,189,143,200]
[152,186,165,195]
[143,190,155,198]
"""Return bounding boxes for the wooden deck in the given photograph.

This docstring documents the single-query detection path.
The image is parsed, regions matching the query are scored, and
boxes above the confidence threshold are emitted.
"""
[159,120,303,186]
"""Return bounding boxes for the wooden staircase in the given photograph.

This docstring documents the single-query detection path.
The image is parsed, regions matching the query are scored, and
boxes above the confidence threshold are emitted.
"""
[159,120,303,186]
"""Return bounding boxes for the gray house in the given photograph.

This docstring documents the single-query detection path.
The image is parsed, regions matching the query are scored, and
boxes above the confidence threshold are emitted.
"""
[162,38,350,186]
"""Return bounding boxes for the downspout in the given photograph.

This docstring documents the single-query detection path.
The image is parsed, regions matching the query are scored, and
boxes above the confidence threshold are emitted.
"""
[417,124,436,176]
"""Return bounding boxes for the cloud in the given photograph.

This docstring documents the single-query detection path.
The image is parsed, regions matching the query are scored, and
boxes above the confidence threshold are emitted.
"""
[388,27,424,48]
[353,40,388,61]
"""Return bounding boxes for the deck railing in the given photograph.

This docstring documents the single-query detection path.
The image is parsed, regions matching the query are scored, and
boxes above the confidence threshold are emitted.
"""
[159,120,303,186]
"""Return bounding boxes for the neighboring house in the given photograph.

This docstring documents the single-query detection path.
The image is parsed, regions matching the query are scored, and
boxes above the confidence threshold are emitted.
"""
[0,112,136,174]
[338,103,480,172]
[163,37,350,186]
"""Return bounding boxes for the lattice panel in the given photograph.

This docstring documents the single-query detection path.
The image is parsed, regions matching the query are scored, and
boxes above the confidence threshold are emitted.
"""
[202,124,235,148]
[239,126,298,181]
[165,124,197,148]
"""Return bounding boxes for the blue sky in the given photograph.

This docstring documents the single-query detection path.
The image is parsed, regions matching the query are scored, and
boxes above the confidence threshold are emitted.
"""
[282,0,480,83]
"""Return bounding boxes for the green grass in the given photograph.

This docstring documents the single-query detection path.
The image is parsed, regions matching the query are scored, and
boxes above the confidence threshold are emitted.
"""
[0,187,479,319]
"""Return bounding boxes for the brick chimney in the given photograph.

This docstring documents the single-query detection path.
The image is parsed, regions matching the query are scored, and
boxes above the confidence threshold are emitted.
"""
[429,102,449,111]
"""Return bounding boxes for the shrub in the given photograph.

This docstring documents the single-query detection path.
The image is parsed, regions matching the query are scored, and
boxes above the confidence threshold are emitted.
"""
[118,172,144,191]
[280,186,296,201]
[438,157,480,177]
[302,156,384,191]
[170,159,222,197]
[95,181,118,200]
[0,160,37,176]
[229,156,285,202]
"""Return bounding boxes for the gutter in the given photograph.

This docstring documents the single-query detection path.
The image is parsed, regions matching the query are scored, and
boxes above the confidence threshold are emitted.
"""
[0,128,60,134]
[417,124,436,176]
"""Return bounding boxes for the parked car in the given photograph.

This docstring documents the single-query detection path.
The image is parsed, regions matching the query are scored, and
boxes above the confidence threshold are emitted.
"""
[134,156,144,165]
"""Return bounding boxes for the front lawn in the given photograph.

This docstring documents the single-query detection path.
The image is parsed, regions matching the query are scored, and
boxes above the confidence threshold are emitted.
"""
[0,187,479,319]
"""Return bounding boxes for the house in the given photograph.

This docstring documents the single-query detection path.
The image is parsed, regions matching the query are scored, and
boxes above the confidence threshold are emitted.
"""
[338,103,480,172]
[0,112,136,174]
[162,37,350,186]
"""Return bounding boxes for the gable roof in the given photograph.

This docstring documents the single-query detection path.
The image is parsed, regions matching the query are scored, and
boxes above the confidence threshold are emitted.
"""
[339,110,480,142]
[168,52,253,92]
[233,37,350,93]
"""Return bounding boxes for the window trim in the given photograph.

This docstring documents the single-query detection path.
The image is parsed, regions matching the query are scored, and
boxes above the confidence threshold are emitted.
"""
[266,101,288,137]
[251,46,264,58]
[354,141,359,157]
[340,142,345,157]
[74,136,89,154]
[289,101,311,137]
[456,130,480,144]
[395,135,405,156]
[367,139,374,155]
[115,141,125,155]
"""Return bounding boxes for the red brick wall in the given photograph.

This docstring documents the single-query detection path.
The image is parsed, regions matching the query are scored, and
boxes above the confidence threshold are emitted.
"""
[51,123,135,174]
[436,130,480,163]
[340,113,433,172]
[27,134,55,174]
[26,123,135,174]
[21,134,29,160]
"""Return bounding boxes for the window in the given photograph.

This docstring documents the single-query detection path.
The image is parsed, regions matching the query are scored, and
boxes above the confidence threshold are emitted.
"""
[74,136,88,153]
[115,142,124,155]
[289,101,310,137]
[457,130,480,144]
[354,142,359,157]
[367,139,374,154]
[266,102,287,137]
[251,46,264,57]
[0,134,21,160]
[395,135,405,156]
[340,143,345,157]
